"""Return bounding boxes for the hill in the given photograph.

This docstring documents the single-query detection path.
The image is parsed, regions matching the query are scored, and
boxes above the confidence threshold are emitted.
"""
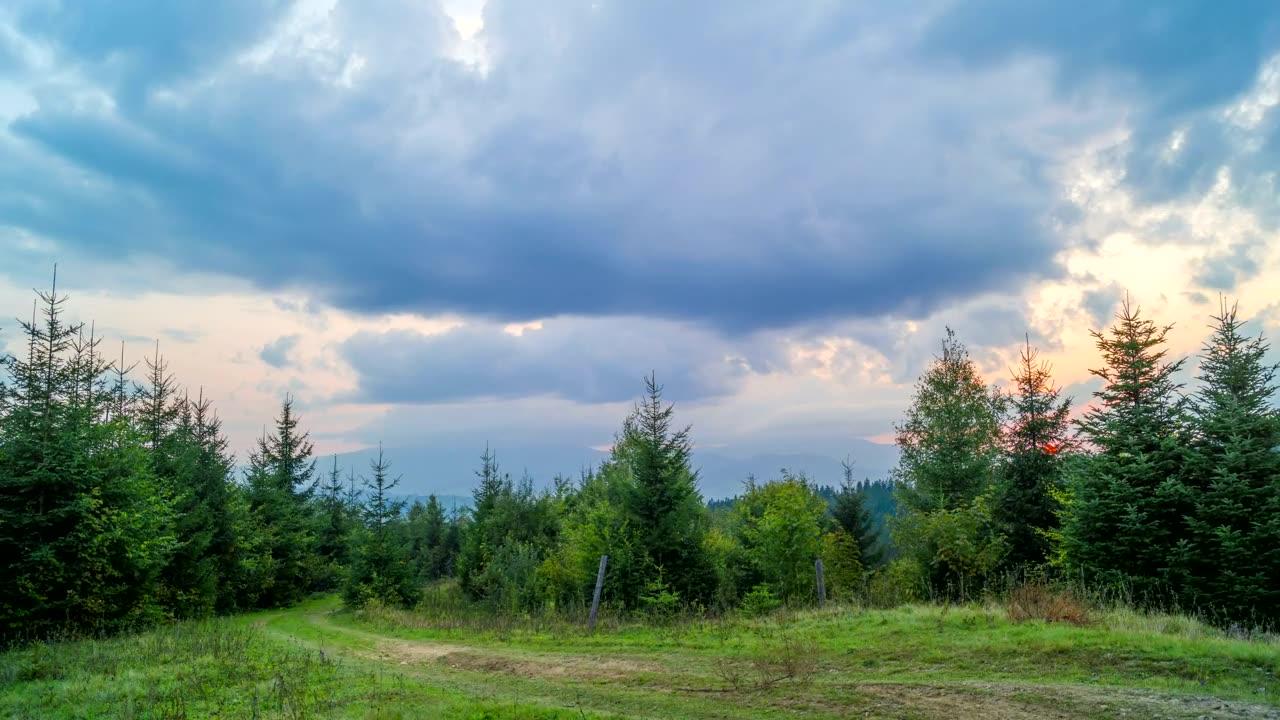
[331,440,899,501]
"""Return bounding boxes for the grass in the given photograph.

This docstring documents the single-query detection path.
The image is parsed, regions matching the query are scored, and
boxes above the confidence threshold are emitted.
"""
[3,593,1279,719]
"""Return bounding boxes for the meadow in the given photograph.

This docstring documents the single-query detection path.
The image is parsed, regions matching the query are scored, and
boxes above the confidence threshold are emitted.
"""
[4,590,1278,720]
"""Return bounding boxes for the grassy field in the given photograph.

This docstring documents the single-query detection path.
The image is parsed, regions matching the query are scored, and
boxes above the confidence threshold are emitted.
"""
[3,594,1278,719]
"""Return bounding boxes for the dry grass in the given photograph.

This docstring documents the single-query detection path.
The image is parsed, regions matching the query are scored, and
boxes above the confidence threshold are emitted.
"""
[1007,583,1091,626]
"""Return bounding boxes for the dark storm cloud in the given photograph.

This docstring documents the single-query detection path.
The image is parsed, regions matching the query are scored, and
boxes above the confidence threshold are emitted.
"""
[0,0,1102,334]
[2,0,1277,335]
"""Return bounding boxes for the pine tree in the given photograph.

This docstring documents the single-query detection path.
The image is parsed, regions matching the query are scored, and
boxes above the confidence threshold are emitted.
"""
[343,446,419,607]
[831,459,884,569]
[618,373,713,606]
[315,455,353,589]
[245,395,319,607]
[135,342,180,458]
[1177,300,1280,624]
[893,328,1005,512]
[457,446,510,598]
[994,339,1075,568]
[1061,298,1190,602]
[406,494,452,582]
[0,276,173,639]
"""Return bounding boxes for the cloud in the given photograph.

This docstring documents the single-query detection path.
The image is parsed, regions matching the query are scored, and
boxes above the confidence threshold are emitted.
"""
[0,0,1134,334]
[1193,237,1265,291]
[925,3,1280,221]
[923,2,1279,117]
[340,317,781,405]
[162,327,201,344]
[259,334,299,369]
[1081,284,1123,328]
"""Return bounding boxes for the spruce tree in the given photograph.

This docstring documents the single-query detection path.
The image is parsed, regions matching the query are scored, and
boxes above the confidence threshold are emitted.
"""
[457,446,509,598]
[994,339,1075,568]
[618,374,713,606]
[1177,300,1280,624]
[407,495,452,582]
[134,350,220,617]
[245,395,319,607]
[343,446,419,607]
[1061,298,1190,601]
[0,278,173,639]
[831,459,884,569]
[315,455,353,589]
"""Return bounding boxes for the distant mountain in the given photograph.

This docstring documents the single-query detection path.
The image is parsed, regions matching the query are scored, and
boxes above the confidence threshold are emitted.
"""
[332,439,897,502]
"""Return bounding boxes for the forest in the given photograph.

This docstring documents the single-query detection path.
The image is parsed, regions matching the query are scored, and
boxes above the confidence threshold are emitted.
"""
[0,276,1277,647]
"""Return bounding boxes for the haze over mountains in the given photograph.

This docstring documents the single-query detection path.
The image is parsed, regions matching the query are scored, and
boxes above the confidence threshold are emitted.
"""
[333,439,899,502]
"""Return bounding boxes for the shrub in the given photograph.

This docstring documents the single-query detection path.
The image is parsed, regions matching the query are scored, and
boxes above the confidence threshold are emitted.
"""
[1007,582,1090,626]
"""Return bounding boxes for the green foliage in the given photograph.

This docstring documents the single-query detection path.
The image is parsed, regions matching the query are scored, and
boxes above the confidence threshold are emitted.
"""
[542,376,715,612]
[344,447,420,609]
[405,494,460,583]
[993,339,1075,569]
[891,328,1007,600]
[546,465,645,610]
[314,456,355,590]
[738,584,781,618]
[820,529,865,600]
[892,493,1008,599]
[615,374,715,607]
[732,472,828,602]
[831,460,886,569]
[1059,299,1192,604]
[1174,301,1280,625]
[457,449,561,612]
[0,280,175,640]
[637,571,682,623]
[244,395,321,608]
[894,327,1006,513]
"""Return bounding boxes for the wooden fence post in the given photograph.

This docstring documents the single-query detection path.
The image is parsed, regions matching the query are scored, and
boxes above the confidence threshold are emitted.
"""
[588,554,608,632]
[815,558,826,608]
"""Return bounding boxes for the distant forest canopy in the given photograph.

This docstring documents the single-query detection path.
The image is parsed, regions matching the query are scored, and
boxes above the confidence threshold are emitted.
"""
[1,273,1277,645]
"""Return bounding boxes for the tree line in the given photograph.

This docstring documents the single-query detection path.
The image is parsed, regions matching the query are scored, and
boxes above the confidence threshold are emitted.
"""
[890,298,1279,628]
[0,277,1276,643]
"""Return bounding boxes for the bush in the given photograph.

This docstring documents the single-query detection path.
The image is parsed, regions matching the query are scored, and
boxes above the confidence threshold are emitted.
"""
[1007,582,1090,626]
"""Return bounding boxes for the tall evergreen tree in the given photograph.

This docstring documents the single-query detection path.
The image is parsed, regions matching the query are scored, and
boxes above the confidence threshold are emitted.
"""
[831,459,884,569]
[617,373,713,606]
[157,388,246,618]
[457,446,509,598]
[1061,298,1190,600]
[135,343,180,458]
[343,446,419,607]
[315,455,354,589]
[0,278,173,639]
[245,395,319,607]
[994,338,1075,568]
[1175,300,1280,624]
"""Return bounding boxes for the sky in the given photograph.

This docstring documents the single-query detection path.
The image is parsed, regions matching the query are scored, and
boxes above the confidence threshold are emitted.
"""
[1,1,1279,474]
